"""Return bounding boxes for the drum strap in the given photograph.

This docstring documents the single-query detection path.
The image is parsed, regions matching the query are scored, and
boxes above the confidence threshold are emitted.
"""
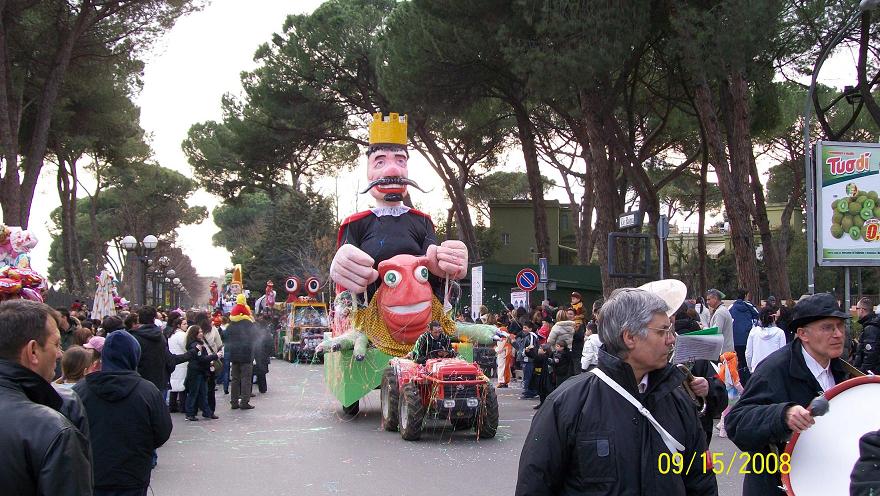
[592,368,686,454]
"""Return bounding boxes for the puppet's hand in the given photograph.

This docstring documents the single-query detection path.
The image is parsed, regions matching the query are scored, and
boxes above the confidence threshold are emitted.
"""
[330,244,378,294]
[426,240,468,279]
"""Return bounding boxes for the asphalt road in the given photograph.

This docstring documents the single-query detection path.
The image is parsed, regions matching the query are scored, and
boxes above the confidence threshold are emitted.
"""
[149,359,744,496]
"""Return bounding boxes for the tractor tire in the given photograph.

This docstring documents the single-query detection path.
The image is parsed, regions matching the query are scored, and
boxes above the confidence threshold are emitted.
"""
[450,418,475,431]
[475,384,499,439]
[342,400,360,417]
[380,367,400,431]
[398,383,425,441]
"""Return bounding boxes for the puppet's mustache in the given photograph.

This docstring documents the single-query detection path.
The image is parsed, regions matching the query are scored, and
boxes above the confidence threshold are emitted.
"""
[359,177,428,194]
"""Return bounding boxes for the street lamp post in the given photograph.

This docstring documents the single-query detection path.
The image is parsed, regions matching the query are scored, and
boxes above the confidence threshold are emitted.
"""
[120,234,158,306]
[804,0,879,295]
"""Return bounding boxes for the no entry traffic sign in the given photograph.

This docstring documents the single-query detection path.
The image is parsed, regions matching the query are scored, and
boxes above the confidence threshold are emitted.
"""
[516,268,539,292]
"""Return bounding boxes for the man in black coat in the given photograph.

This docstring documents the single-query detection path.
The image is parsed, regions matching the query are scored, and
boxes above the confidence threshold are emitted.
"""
[129,306,191,394]
[726,292,854,496]
[516,287,717,496]
[226,296,257,409]
[853,297,880,374]
[74,330,172,495]
[0,300,92,496]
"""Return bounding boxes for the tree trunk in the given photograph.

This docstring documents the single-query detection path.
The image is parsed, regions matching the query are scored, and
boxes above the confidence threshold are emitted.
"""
[12,7,92,228]
[692,77,761,301]
[511,101,551,261]
[445,207,455,242]
[697,144,709,297]
[748,152,789,300]
[580,119,624,296]
[56,157,85,292]
[0,5,23,226]
[858,12,880,129]
[89,176,104,275]
[556,112,595,265]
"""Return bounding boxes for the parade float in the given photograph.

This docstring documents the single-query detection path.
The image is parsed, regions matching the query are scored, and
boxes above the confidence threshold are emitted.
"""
[277,275,329,363]
[0,225,47,302]
[320,113,501,439]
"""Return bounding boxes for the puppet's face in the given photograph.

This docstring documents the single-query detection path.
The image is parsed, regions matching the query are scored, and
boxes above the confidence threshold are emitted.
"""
[376,254,433,345]
[366,148,410,203]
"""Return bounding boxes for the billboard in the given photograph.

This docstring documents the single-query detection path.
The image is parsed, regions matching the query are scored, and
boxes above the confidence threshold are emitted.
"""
[470,266,483,321]
[815,141,880,266]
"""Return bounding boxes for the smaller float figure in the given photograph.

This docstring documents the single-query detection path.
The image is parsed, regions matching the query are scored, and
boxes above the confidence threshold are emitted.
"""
[209,281,219,308]
[0,225,46,302]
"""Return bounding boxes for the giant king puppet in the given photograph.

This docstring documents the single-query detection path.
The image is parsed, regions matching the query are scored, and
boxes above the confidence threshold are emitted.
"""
[321,113,501,415]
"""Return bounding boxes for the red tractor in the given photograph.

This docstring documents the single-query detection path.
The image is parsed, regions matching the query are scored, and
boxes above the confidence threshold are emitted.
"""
[379,356,499,441]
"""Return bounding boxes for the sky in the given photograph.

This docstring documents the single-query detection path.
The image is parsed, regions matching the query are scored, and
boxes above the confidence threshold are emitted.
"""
[22,1,862,280]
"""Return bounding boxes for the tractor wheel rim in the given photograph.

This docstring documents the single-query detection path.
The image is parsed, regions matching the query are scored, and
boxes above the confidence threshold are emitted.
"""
[400,397,408,430]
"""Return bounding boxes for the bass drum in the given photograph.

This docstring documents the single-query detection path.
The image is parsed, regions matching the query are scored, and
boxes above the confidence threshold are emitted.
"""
[783,375,880,495]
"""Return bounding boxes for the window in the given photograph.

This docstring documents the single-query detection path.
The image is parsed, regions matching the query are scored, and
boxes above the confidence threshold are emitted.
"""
[501,232,510,245]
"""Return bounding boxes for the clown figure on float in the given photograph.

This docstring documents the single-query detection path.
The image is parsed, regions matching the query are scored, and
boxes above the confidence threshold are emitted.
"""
[321,113,504,417]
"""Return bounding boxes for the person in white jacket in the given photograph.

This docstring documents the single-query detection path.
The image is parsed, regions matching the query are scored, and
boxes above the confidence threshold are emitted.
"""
[745,306,787,372]
[580,299,604,371]
[166,314,189,412]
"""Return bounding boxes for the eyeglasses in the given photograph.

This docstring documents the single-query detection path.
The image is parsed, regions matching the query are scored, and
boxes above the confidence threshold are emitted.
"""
[803,322,845,334]
[646,325,675,338]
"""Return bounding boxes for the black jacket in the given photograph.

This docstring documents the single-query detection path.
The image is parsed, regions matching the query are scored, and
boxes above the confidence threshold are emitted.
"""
[525,347,554,398]
[0,359,92,496]
[254,325,274,375]
[851,429,880,496]
[516,349,717,496]
[726,339,852,496]
[186,340,218,375]
[73,370,172,491]
[854,312,880,374]
[570,324,586,372]
[552,349,575,386]
[225,319,256,363]
[130,323,191,391]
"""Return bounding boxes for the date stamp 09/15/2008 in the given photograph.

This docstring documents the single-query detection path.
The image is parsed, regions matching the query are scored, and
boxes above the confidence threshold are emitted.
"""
[658,451,791,476]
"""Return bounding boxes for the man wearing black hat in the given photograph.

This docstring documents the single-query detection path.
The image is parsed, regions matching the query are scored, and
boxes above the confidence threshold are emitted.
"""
[409,320,456,364]
[726,292,853,496]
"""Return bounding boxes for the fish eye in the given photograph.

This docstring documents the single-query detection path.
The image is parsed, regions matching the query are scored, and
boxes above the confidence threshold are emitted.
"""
[384,270,401,288]
[413,266,429,283]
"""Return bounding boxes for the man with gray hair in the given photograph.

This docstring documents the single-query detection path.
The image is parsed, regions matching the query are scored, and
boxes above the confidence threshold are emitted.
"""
[707,289,734,353]
[516,287,717,495]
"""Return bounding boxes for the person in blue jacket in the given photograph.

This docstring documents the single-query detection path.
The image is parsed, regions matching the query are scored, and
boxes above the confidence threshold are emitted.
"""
[729,289,759,384]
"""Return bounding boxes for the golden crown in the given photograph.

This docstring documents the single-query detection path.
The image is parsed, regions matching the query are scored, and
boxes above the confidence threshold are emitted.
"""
[369,112,408,145]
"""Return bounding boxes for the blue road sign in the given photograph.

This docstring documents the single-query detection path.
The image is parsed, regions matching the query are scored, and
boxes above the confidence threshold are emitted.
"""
[516,268,539,292]
[538,258,548,282]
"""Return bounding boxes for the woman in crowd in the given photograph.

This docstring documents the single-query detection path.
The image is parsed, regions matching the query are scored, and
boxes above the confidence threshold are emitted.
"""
[184,325,219,421]
[166,313,189,413]
[745,306,786,373]
[194,311,223,412]
[72,324,93,347]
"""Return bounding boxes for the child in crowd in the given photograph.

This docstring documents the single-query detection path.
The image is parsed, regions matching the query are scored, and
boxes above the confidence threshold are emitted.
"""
[55,345,95,387]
